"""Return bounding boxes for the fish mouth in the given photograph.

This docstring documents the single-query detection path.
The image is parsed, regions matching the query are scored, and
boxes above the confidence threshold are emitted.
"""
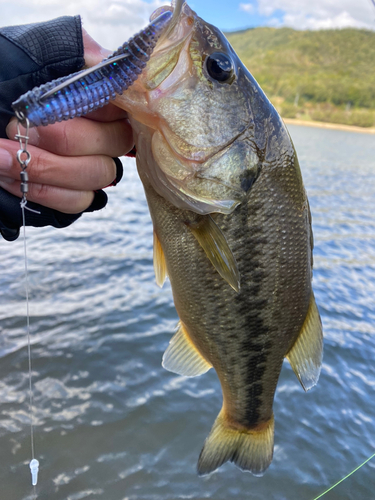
[152,0,185,40]
[128,1,258,215]
[159,120,248,164]
[140,2,195,92]
[150,126,252,215]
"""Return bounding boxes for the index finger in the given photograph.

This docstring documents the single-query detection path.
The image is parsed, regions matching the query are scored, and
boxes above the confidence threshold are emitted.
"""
[84,102,129,122]
[6,114,133,158]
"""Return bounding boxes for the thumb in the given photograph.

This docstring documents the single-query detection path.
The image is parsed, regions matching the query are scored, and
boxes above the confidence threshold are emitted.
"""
[82,29,112,67]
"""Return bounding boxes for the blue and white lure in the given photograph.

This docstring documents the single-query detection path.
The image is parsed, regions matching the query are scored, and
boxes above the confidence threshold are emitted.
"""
[12,9,173,126]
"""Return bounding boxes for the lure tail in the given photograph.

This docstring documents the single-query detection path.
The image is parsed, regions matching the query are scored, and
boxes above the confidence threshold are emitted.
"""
[12,10,172,127]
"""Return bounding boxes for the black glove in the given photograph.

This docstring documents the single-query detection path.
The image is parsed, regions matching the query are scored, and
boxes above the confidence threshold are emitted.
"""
[0,16,122,241]
[0,16,84,135]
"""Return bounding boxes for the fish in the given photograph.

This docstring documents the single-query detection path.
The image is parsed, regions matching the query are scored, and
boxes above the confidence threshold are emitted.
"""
[114,0,323,476]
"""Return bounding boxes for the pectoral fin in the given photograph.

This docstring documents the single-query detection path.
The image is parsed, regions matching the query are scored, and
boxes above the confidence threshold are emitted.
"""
[153,230,167,287]
[162,321,212,377]
[286,292,323,391]
[185,216,240,292]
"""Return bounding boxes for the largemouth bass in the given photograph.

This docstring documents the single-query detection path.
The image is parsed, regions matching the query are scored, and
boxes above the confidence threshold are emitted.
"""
[114,0,323,476]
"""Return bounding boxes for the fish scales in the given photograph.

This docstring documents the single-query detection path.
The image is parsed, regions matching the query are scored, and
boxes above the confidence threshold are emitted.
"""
[139,117,312,430]
[114,1,323,475]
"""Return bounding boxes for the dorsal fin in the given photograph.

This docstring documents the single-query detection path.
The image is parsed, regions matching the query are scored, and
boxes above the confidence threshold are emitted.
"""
[153,230,167,287]
[185,215,240,292]
[162,321,212,377]
[286,292,323,391]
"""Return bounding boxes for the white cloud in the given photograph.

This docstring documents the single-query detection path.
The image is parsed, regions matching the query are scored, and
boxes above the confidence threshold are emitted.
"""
[0,0,166,49]
[253,0,375,30]
[282,10,372,30]
[239,3,254,13]
[0,0,374,52]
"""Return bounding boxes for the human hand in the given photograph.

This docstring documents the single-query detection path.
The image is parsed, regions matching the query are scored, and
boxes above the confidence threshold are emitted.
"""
[0,106,133,213]
[0,29,132,214]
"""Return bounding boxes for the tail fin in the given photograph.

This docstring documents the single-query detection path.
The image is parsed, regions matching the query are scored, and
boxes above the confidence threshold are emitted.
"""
[197,410,274,476]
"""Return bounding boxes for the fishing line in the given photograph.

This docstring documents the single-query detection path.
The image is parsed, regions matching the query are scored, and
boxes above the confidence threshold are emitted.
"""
[311,451,375,500]
[15,114,40,494]
[9,12,174,493]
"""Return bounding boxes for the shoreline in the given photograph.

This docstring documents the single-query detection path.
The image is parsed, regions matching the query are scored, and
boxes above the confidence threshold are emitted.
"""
[283,118,375,135]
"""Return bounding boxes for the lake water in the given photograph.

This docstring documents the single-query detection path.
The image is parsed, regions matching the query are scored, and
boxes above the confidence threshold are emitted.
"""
[0,124,374,500]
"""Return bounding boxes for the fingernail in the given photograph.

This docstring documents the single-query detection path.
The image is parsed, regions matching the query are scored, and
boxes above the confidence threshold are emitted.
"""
[0,175,15,184]
[6,122,39,145]
[100,47,112,59]
[27,128,39,145]
[0,149,13,170]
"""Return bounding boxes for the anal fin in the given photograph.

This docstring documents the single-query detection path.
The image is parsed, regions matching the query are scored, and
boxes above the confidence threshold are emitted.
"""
[153,230,167,287]
[286,292,323,391]
[162,321,212,377]
[185,215,240,292]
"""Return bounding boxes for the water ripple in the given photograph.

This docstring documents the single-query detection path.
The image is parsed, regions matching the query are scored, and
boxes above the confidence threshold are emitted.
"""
[0,131,374,499]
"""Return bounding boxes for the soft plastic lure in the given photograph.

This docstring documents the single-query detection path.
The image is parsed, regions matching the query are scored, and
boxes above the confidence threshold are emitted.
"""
[12,9,172,127]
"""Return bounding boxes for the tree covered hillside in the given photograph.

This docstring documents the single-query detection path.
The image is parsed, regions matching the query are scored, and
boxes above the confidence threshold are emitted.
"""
[226,28,375,127]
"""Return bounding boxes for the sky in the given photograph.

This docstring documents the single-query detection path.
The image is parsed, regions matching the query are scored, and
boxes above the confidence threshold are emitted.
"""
[0,0,374,49]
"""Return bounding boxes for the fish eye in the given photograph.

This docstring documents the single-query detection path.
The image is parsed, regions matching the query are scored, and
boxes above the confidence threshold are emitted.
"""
[205,52,234,83]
